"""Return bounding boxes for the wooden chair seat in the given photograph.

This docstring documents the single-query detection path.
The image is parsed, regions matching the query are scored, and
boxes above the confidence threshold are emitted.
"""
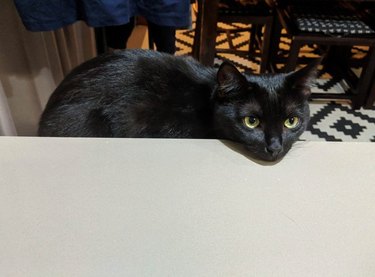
[274,0,375,109]
[292,5,375,36]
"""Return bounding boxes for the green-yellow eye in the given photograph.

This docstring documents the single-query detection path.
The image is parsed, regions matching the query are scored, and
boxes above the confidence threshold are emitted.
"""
[243,116,260,129]
[284,116,299,129]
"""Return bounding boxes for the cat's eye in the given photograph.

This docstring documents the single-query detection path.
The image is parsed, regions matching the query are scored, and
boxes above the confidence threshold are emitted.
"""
[284,116,300,129]
[243,116,260,129]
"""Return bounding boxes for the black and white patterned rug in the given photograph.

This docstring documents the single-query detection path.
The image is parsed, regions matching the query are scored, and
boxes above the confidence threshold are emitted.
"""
[175,23,375,142]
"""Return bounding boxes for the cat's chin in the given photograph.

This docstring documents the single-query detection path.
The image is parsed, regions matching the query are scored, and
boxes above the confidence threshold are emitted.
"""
[244,145,288,163]
[219,141,287,164]
[252,152,284,162]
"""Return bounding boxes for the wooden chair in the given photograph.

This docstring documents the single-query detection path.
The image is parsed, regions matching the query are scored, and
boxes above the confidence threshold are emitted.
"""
[363,2,375,109]
[273,0,375,109]
[365,78,375,108]
[192,0,274,73]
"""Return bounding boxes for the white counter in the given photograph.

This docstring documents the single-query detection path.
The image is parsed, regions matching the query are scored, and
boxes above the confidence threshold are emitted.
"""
[1,137,375,276]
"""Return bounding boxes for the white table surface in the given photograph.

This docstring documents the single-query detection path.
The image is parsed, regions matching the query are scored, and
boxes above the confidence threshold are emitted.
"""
[1,137,375,276]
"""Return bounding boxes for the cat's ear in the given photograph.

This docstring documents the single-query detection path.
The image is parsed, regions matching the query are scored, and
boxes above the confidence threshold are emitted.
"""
[286,57,322,98]
[216,62,247,98]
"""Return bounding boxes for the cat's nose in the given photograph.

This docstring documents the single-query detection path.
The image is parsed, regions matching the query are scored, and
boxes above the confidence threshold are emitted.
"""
[265,138,283,156]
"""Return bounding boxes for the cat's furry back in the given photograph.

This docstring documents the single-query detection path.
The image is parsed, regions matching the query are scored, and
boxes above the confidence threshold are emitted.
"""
[39,49,217,138]
[39,49,318,161]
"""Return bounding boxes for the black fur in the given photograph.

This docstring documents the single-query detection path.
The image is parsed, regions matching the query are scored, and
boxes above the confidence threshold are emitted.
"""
[39,49,318,161]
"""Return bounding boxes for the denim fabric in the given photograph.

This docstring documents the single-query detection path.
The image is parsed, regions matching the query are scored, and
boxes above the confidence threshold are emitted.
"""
[14,0,190,31]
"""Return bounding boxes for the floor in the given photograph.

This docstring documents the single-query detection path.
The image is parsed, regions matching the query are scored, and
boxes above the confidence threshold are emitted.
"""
[128,22,375,142]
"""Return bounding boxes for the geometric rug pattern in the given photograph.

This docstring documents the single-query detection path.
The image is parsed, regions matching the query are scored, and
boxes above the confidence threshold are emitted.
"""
[176,23,375,142]
[303,101,375,142]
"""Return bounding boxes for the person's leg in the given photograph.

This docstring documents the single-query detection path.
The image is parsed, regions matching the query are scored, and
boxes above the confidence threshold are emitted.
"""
[147,21,176,54]
[104,17,135,50]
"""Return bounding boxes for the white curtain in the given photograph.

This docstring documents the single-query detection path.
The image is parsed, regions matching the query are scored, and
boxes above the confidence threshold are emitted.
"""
[0,0,96,136]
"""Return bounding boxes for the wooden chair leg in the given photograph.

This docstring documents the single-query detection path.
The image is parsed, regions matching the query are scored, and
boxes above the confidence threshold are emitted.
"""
[352,47,375,109]
[194,0,218,66]
[364,81,375,109]
[192,1,202,59]
[268,18,282,73]
[148,32,154,50]
[259,17,273,73]
[249,25,257,55]
[226,30,235,50]
[284,38,301,72]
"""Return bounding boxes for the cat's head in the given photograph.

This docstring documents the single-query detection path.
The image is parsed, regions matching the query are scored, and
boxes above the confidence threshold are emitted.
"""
[212,61,319,161]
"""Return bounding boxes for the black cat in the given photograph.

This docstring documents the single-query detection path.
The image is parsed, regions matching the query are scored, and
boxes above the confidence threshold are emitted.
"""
[39,49,319,161]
